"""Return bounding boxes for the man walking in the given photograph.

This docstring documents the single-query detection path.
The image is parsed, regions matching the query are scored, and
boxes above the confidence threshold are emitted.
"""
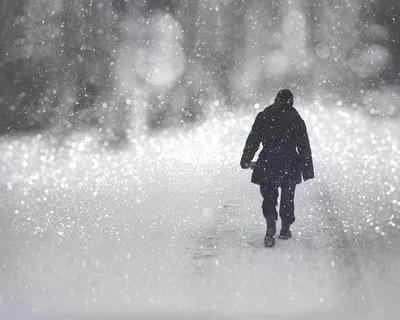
[240,89,314,247]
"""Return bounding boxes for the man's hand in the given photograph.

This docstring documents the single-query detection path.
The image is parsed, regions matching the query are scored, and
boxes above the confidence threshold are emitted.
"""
[240,160,256,170]
[240,160,250,169]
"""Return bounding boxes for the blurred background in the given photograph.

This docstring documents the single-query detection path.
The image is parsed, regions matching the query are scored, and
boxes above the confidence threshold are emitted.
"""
[1,0,400,141]
[2,1,400,318]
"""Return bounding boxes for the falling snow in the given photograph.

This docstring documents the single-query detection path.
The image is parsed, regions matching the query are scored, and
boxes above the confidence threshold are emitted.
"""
[0,1,400,319]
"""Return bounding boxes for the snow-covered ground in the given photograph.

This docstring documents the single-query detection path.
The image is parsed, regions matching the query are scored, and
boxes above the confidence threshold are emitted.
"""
[1,102,400,319]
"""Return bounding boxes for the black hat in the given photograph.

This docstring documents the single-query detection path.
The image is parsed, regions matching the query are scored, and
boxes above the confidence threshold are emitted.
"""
[275,89,293,107]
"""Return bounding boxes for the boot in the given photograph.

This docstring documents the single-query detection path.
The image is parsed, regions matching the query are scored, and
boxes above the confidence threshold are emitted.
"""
[278,225,292,240]
[264,219,276,248]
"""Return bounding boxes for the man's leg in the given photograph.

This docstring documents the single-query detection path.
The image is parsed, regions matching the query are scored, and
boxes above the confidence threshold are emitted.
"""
[279,181,296,239]
[260,183,279,237]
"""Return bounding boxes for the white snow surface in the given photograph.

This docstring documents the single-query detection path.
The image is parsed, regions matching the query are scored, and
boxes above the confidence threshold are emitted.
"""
[0,103,400,319]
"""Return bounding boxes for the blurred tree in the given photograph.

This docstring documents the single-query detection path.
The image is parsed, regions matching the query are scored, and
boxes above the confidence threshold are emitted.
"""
[1,0,127,140]
[1,0,400,136]
[0,0,26,133]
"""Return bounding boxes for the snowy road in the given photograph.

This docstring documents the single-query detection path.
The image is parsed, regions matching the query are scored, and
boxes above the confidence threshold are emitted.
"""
[1,104,400,319]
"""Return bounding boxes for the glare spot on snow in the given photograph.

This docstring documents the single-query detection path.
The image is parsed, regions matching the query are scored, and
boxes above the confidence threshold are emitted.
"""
[363,86,400,116]
[203,208,213,218]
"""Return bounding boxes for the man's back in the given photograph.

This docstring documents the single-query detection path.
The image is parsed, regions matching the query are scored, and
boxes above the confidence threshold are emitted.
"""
[240,91,314,185]
[240,89,314,247]
[258,104,302,164]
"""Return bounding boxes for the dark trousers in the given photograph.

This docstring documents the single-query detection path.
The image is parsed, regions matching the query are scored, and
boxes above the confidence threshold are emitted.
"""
[260,181,296,226]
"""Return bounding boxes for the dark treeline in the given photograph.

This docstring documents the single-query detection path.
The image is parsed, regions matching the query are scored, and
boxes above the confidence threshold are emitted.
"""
[0,0,400,138]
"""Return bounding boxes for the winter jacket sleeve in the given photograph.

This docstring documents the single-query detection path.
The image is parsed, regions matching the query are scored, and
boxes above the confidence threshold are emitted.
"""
[240,112,264,169]
[297,118,314,181]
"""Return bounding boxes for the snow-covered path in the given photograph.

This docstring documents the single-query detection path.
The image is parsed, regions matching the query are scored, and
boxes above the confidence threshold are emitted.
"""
[1,104,400,319]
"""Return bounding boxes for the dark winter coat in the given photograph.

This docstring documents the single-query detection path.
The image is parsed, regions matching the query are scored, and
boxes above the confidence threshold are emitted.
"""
[240,103,314,185]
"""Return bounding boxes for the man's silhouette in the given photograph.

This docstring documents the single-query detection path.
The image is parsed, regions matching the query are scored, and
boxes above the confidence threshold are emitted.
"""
[240,89,314,247]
